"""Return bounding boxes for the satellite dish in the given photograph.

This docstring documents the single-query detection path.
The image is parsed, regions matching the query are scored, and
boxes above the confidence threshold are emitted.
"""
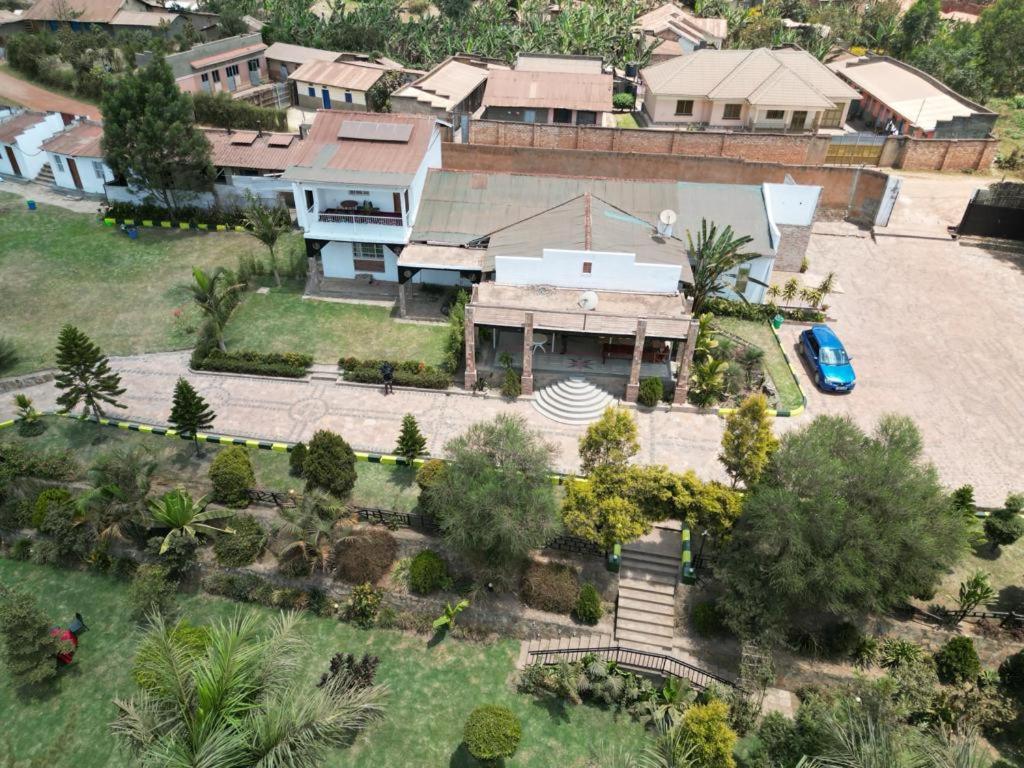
[657,209,677,237]
[577,291,599,311]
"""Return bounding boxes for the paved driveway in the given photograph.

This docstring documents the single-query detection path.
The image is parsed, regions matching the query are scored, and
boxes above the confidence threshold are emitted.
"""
[777,174,1024,506]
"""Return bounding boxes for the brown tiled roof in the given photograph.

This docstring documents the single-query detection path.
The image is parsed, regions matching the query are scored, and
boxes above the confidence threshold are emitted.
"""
[0,111,49,144]
[288,60,386,91]
[283,110,437,186]
[110,9,179,26]
[201,128,305,171]
[40,120,104,157]
[482,70,612,113]
[189,42,266,70]
[23,0,123,22]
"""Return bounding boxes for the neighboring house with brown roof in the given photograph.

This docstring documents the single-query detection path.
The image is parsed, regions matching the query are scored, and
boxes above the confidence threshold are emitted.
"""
[137,32,268,95]
[635,2,727,63]
[265,42,342,82]
[284,110,445,283]
[0,9,25,39]
[0,110,65,180]
[289,60,390,111]
[201,127,306,206]
[641,47,860,131]
[391,54,508,123]
[40,119,112,194]
[480,53,614,126]
[830,55,997,139]
[21,0,189,35]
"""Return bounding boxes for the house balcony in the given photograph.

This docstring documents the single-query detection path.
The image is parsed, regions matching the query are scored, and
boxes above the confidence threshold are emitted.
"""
[303,206,411,244]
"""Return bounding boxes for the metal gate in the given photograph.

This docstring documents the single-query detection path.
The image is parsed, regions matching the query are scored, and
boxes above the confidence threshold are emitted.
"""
[825,133,886,165]
[955,183,1024,241]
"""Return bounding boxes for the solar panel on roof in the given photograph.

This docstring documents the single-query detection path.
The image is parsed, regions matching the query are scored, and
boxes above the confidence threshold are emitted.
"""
[267,134,294,147]
[230,131,258,145]
[337,121,413,143]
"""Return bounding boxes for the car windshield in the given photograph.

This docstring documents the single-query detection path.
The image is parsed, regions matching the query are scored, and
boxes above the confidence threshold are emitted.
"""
[820,347,849,365]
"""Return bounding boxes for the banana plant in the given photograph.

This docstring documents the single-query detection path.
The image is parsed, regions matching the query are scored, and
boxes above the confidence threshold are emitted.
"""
[432,599,470,632]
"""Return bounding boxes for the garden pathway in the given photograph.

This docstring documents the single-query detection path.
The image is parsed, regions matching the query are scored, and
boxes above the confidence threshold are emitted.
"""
[0,351,733,479]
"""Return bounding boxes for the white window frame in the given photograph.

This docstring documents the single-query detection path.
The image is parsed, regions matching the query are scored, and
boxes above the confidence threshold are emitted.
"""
[53,155,65,172]
[92,160,105,178]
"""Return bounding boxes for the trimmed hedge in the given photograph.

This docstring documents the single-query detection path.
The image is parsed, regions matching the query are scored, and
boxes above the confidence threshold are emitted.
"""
[521,561,580,614]
[408,549,448,594]
[209,445,255,507]
[192,90,288,132]
[573,583,603,625]
[103,201,245,228]
[703,297,824,323]
[192,348,312,378]
[335,528,398,585]
[339,357,451,390]
[935,636,981,684]
[464,705,522,763]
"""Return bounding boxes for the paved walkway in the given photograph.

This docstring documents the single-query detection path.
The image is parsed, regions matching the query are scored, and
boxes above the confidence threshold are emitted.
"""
[0,352,732,479]
[0,67,101,119]
[0,177,104,213]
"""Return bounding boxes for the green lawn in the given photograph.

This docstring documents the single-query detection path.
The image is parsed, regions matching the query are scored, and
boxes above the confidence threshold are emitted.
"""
[0,192,263,376]
[0,417,421,512]
[0,560,645,767]
[223,283,449,366]
[988,97,1024,176]
[712,317,804,411]
[933,524,1024,610]
[614,112,640,129]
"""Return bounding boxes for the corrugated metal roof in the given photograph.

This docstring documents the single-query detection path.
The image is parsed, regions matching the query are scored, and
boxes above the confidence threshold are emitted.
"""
[0,111,49,144]
[189,42,266,70]
[283,110,436,185]
[40,120,104,157]
[482,70,612,113]
[264,42,341,66]
[393,58,492,111]
[642,47,858,105]
[23,0,123,23]
[288,60,385,91]
[202,127,305,171]
[111,9,179,26]
[514,54,604,75]
[636,3,727,44]
[412,170,774,256]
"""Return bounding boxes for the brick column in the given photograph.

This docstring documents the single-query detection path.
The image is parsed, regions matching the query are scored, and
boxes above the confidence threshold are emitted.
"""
[463,306,477,389]
[522,312,534,396]
[673,319,700,406]
[624,318,647,403]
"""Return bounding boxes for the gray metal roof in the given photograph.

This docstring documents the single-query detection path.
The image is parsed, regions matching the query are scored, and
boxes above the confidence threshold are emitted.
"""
[412,171,774,255]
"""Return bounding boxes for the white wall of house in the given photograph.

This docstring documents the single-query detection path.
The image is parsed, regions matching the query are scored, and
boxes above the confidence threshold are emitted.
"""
[47,153,113,194]
[495,248,683,294]
[221,174,294,205]
[293,79,369,108]
[320,240,400,280]
[412,268,471,286]
[407,128,443,222]
[0,112,64,179]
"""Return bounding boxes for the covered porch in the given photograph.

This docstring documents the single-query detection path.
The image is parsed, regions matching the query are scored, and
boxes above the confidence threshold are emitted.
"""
[396,244,492,318]
[464,283,698,404]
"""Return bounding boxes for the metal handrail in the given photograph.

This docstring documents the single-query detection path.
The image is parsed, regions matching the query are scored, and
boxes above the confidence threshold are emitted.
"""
[527,644,736,689]
[317,211,404,226]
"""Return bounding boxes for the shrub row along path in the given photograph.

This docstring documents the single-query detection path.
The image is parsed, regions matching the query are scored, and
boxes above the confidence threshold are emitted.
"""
[0,350,734,480]
[0,67,101,119]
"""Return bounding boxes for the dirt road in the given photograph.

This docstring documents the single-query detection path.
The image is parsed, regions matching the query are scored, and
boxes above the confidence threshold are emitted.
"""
[0,68,101,120]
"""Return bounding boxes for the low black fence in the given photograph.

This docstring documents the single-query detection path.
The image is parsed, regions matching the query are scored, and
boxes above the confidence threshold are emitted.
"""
[353,506,441,534]
[528,644,736,690]
[902,602,1024,628]
[245,488,299,508]
[544,534,607,559]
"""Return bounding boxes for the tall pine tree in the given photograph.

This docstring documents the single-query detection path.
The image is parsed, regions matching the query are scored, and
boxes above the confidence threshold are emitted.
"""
[101,58,214,213]
[0,585,61,687]
[395,413,427,461]
[54,324,126,419]
[168,377,215,455]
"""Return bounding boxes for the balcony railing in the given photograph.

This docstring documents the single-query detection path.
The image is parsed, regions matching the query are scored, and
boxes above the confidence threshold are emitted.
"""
[316,210,404,227]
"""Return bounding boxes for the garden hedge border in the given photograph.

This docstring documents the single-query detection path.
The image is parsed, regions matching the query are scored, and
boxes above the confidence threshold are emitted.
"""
[716,324,807,419]
[102,218,248,233]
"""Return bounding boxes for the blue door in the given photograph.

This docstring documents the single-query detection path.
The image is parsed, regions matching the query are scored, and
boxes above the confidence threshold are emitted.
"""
[321,88,331,109]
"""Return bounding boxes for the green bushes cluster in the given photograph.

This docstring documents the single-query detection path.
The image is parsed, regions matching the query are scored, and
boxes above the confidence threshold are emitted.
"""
[692,601,726,637]
[1,443,80,485]
[521,561,580,614]
[201,571,330,615]
[192,348,313,378]
[191,91,288,132]
[408,549,449,594]
[335,528,398,585]
[612,92,636,110]
[289,442,308,477]
[146,534,198,582]
[128,564,177,621]
[212,514,267,567]
[344,583,382,628]
[304,430,357,498]
[339,357,451,390]
[637,377,664,407]
[208,445,255,507]
[440,290,469,375]
[463,705,522,764]
[103,200,246,227]
[934,636,981,684]
[573,583,603,625]
[31,488,73,529]
[703,297,824,323]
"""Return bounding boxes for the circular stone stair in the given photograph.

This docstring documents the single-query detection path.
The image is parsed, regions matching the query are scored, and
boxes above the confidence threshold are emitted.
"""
[531,376,616,425]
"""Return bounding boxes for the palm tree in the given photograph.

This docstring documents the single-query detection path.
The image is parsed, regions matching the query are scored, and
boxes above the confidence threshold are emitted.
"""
[781,278,800,308]
[188,266,242,353]
[637,676,696,729]
[688,358,729,407]
[112,611,387,768]
[147,487,233,554]
[817,271,837,299]
[274,491,343,575]
[685,219,755,315]
[693,312,719,364]
[80,445,158,540]
[242,192,292,288]
[766,284,781,304]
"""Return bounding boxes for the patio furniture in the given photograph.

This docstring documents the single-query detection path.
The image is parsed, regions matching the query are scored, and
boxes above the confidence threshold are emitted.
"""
[531,333,549,354]
[340,200,358,211]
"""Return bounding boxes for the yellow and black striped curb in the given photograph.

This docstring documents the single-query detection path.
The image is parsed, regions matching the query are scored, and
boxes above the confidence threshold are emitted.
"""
[681,527,696,584]
[1,412,587,486]
[102,218,247,233]
[717,324,807,419]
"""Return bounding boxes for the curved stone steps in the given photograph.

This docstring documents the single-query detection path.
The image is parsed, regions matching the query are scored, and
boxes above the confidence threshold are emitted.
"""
[531,376,616,425]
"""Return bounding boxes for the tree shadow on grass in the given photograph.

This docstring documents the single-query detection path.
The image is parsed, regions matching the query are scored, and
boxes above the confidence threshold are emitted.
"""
[15,661,82,704]
[996,584,1024,613]
[448,742,478,767]
[970,540,1002,562]
[530,694,571,724]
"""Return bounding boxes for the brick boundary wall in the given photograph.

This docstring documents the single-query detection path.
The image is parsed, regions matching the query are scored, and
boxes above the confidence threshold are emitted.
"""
[466,120,997,173]
[442,142,891,225]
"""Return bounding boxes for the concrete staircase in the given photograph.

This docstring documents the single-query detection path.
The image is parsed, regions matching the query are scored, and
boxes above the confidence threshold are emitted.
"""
[615,522,682,652]
[531,376,615,425]
[35,163,55,186]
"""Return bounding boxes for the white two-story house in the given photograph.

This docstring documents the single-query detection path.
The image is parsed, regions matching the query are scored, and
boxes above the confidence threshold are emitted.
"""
[285,110,444,283]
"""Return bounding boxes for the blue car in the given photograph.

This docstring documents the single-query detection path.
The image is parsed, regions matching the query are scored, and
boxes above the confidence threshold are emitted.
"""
[799,324,856,392]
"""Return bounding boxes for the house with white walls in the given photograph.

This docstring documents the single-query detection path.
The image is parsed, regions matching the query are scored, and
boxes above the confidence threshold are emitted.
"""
[0,110,66,180]
[40,120,113,195]
[284,110,444,286]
